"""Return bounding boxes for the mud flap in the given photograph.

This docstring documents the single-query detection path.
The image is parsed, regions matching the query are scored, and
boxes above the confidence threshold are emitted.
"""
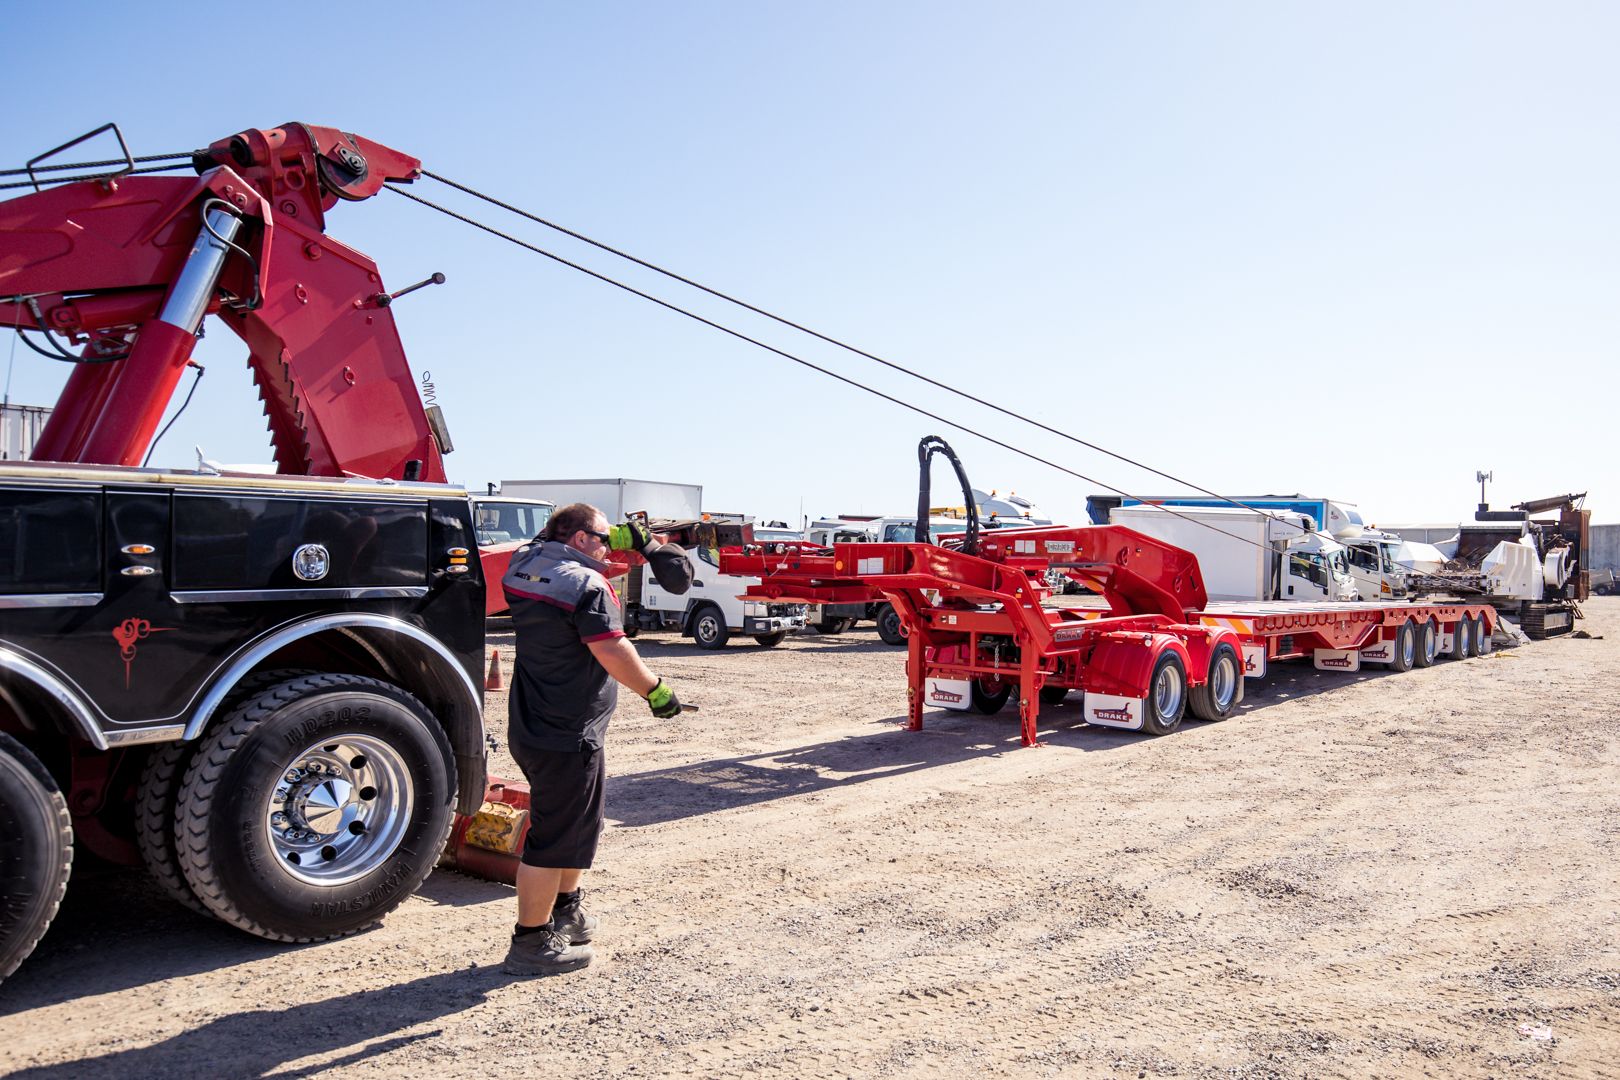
[1240,644,1267,679]
[1358,639,1393,665]
[1084,692,1145,731]
[924,678,971,711]
[1313,648,1360,672]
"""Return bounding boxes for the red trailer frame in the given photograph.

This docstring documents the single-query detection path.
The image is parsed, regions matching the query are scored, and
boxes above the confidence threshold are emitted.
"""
[720,525,1496,747]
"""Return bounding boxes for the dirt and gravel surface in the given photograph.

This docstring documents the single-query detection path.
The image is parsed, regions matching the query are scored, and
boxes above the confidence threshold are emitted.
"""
[3,599,1618,1078]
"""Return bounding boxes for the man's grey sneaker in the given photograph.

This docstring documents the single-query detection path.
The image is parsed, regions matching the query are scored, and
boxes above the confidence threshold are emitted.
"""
[552,895,599,945]
[503,927,593,976]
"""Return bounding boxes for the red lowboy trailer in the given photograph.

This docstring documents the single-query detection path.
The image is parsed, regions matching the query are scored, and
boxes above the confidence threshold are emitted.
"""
[721,524,1496,747]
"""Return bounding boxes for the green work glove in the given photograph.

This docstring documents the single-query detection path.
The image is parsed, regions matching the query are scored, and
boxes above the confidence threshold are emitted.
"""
[646,679,682,719]
[609,521,653,552]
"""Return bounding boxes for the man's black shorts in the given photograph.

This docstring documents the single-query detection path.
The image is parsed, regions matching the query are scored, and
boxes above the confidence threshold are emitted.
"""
[510,744,606,868]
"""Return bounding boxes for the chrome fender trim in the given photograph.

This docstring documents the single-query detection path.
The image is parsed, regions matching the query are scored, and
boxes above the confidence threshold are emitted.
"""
[184,612,481,742]
[0,646,108,750]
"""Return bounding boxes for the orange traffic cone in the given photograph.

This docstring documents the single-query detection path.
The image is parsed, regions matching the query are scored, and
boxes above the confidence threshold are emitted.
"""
[486,649,504,691]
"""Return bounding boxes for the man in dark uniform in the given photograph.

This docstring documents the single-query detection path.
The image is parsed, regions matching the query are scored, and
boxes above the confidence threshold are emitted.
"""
[499,502,692,975]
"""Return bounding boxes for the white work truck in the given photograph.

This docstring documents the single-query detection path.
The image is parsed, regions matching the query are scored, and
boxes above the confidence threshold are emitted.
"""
[496,478,805,648]
[1108,504,1358,603]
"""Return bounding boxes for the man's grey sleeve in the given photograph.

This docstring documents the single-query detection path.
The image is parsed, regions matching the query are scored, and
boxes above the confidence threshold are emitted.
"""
[644,542,695,594]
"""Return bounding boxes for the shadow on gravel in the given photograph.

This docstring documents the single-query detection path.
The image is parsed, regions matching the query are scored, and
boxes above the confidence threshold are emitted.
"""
[0,862,309,1014]
[1,868,511,1020]
[5,964,506,1079]
[608,702,1138,827]
[605,656,1454,828]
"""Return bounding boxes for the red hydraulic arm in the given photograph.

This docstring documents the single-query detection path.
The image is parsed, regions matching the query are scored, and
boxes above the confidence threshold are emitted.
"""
[1,123,446,481]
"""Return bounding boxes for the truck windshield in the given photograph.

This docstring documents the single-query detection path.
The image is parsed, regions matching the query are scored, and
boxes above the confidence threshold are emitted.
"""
[1289,552,1331,587]
[883,524,916,542]
[474,502,554,546]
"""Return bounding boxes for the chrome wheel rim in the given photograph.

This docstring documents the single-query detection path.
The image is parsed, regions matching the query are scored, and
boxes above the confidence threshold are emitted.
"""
[1422,622,1437,662]
[697,614,721,643]
[265,733,414,886]
[1401,627,1415,666]
[1154,663,1184,719]
[1211,654,1237,710]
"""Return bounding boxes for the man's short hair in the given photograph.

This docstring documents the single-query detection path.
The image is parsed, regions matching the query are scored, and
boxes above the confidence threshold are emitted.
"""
[544,502,603,542]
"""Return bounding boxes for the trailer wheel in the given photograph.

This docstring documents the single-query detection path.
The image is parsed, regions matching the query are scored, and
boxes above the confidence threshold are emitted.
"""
[1451,617,1474,660]
[136,668,318,919]
[0,732,72,983]
[876,604,907,646]
[970,677,1013,714]
[1039,685,1069,706]
[1188,642,1243,722]
[1141,652,1187,736]
[1477,616,1495,655]
[692,606,731,650]
[754,631,788,647]
[1414,618,1439,668]
[175,673,456,943]
[1387,621,1417,673]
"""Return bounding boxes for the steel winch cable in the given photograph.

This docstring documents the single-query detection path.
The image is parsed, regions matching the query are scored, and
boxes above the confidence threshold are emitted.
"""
[412,170,1300,532]
[387,184,1285,554]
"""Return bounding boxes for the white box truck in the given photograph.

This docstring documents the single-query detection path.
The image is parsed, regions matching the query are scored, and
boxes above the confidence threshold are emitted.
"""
[1107,504,1358,603]
[498,477,702,523]
[495,478,806,648]
[1095,494,1407,600]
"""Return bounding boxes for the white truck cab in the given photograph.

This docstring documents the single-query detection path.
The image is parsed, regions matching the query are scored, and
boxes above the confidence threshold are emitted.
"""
[1340,530,1409,600]
[635,529,807,649]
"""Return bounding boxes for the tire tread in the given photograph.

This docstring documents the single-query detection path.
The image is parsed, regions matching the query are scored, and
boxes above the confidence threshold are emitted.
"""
[0,731,73,982]
[175,673,455,943]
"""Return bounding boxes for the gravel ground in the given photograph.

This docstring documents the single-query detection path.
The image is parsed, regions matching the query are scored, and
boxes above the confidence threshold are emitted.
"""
[2,598,1617,1078]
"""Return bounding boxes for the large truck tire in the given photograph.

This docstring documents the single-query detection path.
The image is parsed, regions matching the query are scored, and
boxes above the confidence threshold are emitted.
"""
[1039,685,1069,705]
[1414,618,1439,668]
[876,604,907,646]
[813,618,851,635]
[691,606,730,650]
[1451,617,1474,660]
[1188,642,1243,721]
[754,631,788,647]
[1387,621,1417,673]
[970,677,1013,714]
[136,669,318,919]
[0,731,73,983]
[175,673,456,943]
[1140,652,1187,736]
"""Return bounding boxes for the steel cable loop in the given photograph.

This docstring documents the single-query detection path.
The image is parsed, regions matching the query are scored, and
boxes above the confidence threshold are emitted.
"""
[413,170,1300,532]
[0,162,196,192]
[385,184,1279,555]
[0,152,195,177]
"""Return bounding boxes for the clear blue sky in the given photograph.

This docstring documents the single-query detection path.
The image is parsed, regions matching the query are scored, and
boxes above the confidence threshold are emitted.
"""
[4,2,1616,527]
